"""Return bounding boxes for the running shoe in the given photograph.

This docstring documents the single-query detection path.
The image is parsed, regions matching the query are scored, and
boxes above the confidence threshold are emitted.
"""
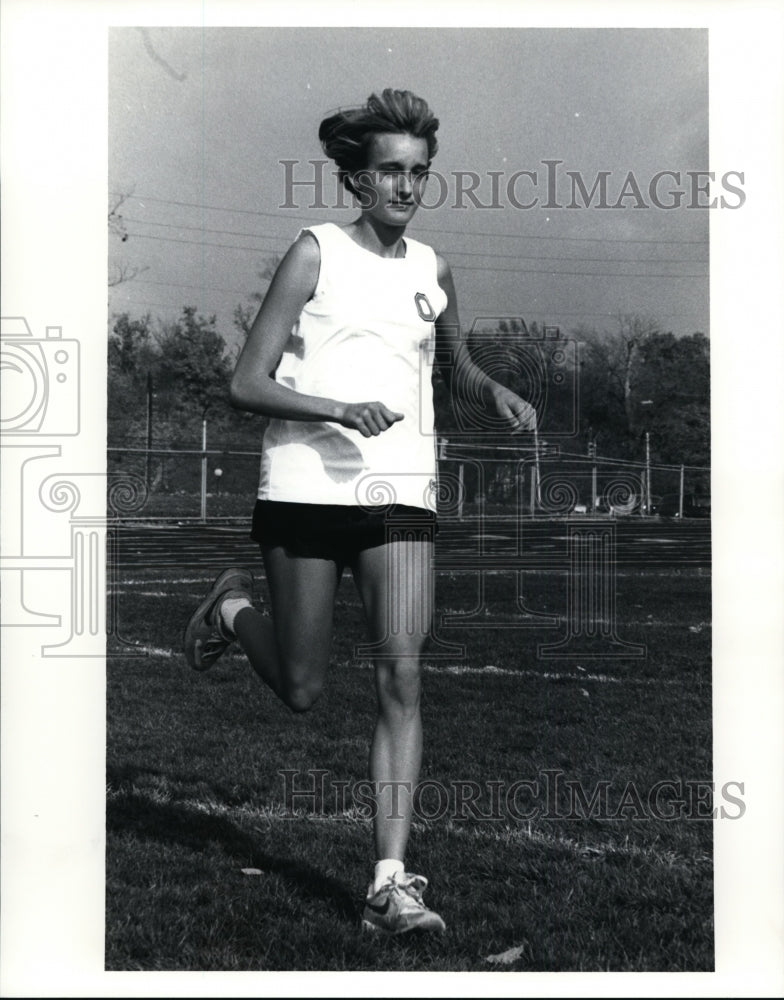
[361,872,446,935]
[184,567,253,671]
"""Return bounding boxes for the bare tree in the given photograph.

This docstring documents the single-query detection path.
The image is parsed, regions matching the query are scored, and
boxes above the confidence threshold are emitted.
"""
[108,190,149,287]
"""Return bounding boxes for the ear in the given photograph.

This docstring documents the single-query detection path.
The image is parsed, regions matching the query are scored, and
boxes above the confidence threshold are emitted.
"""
[342,171,359,196]
[346,168,378,210]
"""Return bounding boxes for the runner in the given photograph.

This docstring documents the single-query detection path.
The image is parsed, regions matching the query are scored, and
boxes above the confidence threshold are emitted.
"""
[184,88,536,935]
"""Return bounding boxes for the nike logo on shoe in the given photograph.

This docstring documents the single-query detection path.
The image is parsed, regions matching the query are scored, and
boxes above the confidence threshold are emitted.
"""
[364,897,392,916]
[361,872,446,935]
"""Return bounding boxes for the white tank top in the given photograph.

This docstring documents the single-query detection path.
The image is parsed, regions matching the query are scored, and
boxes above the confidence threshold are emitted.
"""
[258,222,447,509]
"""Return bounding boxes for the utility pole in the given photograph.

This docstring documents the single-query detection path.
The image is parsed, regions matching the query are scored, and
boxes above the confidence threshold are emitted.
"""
[641,400,653,516]
[200,418,208,523]
[589,438,597,511]
[145,372,153,491]
[533,426,542,511]
[679,464,685,519]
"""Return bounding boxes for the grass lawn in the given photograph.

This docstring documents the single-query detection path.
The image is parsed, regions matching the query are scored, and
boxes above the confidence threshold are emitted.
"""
[106,562,712,971]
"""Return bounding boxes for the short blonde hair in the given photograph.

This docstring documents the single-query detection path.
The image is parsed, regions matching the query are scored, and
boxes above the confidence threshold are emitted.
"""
[319,89,439,191]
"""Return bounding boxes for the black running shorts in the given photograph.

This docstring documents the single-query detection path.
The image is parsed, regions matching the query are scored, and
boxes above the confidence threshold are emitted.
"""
[250,499,437,561]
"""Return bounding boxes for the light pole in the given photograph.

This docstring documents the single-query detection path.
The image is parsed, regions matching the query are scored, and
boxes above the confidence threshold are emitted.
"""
[200,418,208,523]
[145,372,153,491]
[533,426,542,513]
[587,433,598,511]
[640,400,653,515]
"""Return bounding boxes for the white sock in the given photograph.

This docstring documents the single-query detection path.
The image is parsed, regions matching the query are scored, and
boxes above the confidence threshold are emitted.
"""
[220,595,252,636]
[372,858,404,894]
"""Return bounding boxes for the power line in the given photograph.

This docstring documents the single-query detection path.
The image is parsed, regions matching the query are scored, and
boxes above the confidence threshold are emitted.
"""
[449,263,706,278]
[124,231,277,253]
[114,191,709,246]
[415,223,708,247]
[122,215,289,247]
[111,283,704,321]
[432,247,705,265]
[120,214,707,266]
[124,230,708,279]
[470,308,705,320]
[110,296,201,312]
[119,277,254,295]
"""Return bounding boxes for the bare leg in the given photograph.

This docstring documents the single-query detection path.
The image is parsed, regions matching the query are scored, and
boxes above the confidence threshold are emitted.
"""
[232,545,343,712]
[351,540,433,862]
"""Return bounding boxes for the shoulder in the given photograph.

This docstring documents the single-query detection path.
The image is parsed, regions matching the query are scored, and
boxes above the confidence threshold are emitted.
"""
[434,252,454,286]
[290,227,322,260]
[281,228,321,275]
[266,229,321,302]
[290,223,344,267]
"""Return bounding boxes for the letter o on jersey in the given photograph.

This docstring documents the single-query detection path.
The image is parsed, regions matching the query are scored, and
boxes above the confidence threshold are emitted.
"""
[414,292,437,322]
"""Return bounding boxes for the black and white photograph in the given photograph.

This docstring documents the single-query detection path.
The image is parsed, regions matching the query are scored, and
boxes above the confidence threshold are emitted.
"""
[1,1,783,996]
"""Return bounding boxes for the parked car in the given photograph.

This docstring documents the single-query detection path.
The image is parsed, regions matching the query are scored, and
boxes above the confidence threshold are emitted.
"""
[650,493,711,518]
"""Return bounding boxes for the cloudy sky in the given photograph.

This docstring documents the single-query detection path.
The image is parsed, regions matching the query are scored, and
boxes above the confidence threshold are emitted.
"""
[109,27,710,348]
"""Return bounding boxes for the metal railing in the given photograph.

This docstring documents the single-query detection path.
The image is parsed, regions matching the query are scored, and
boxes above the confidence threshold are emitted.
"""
[107,436,710,524]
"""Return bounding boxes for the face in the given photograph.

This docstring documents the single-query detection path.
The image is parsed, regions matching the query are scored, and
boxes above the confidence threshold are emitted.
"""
[351,132,430,226]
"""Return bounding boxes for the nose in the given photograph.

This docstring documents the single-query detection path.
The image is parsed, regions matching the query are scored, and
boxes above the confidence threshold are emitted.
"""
[397,171,413,198]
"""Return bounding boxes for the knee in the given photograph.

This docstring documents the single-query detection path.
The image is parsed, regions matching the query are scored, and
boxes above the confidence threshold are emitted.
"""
[282,679,323,714]
[376,658,422,713]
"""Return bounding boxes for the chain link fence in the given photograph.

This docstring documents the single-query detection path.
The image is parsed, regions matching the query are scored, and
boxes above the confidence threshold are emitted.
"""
[107,440,710,523]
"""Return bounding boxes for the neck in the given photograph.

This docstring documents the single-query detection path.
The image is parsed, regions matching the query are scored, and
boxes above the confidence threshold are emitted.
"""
[350,215,407,258]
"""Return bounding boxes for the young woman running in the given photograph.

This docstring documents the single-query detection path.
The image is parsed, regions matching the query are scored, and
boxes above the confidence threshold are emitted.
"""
[184,89,536,936]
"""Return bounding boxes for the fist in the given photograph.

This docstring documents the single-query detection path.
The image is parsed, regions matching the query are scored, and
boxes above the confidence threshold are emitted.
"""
[339,401,405,438]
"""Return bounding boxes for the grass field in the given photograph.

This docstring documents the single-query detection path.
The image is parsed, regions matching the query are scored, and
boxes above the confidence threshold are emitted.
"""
[106,557,712,972]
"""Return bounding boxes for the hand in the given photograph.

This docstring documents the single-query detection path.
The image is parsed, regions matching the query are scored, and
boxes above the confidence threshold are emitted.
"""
[338,401,405,438]
[492,386,537,433]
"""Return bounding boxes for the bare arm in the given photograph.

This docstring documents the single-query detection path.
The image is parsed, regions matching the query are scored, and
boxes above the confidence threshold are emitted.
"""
[434,254,537,432]
[230,233,404,437]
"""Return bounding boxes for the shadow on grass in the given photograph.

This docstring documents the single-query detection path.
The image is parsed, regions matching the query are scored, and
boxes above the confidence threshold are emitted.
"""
[106,768,358,924]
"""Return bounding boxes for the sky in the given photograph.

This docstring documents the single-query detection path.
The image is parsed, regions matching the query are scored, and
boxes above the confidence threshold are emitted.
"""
[109,27,710,349]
